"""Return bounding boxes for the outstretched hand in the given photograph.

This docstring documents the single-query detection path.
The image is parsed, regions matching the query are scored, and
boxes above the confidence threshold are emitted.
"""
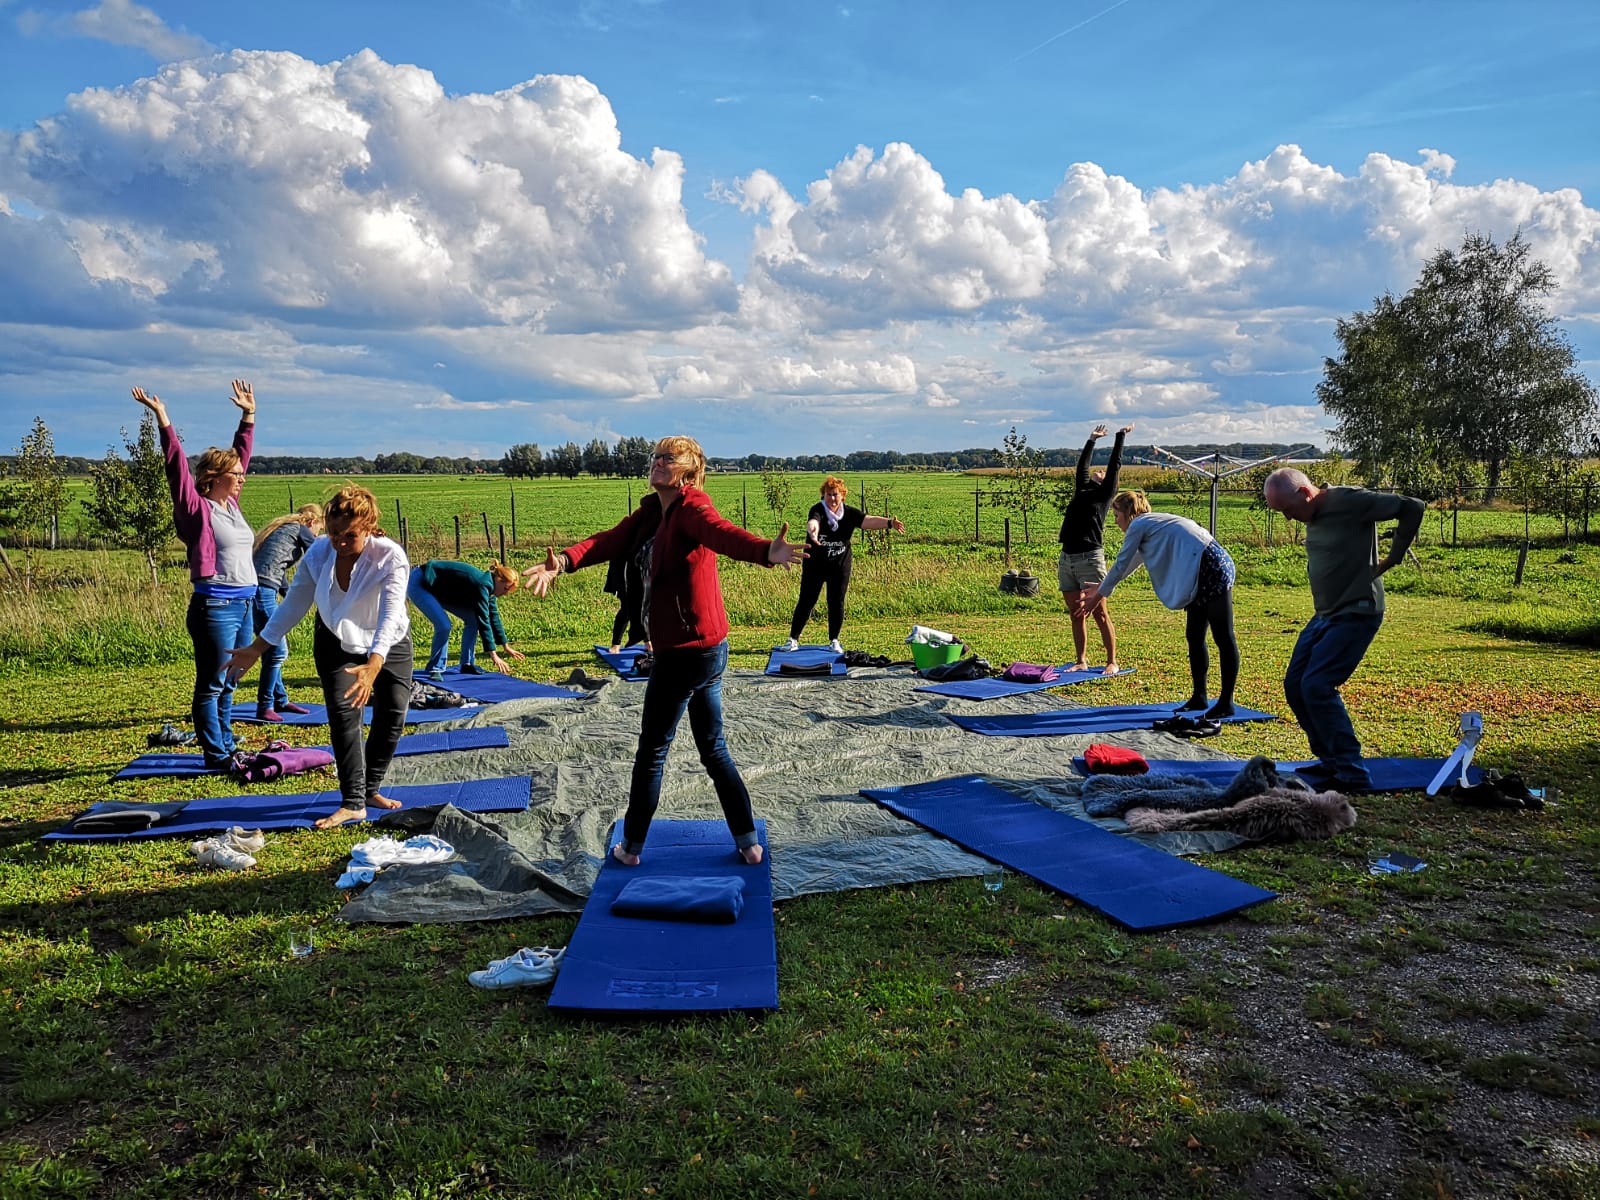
[341,659,381,708]
[131,387,169,427]
[230,380,255,415]
[521,547,563,597]
[1090,424,1109,439]
[224,641,265,684]
[768,522,807,569]
[1118,422,1135,435]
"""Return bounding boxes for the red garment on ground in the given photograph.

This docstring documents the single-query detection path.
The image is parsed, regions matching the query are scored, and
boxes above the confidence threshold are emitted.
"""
[1083,743,1149,775]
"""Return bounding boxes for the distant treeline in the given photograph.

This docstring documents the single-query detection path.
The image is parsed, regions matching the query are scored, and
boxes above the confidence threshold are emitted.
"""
[2,441,1325,478]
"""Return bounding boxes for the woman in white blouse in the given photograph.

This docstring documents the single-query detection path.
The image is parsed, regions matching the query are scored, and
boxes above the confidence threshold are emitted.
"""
[226,485,414,828]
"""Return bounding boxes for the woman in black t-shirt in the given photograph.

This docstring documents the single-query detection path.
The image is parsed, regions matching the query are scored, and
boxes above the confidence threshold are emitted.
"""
[784,476,905,653]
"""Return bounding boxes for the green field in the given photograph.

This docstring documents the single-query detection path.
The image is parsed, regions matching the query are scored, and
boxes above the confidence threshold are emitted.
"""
[2,473,1597,1198]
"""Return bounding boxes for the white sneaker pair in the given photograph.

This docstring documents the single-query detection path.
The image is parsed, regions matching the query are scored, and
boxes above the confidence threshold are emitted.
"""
[468,945,567,990]
[829,639,844,654]
[191,827,264,871]
[781,637,799,652]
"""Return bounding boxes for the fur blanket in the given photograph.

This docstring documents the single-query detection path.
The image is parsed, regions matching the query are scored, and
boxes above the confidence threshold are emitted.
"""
[1124,787,1357,843]
[1081,755,1303,819]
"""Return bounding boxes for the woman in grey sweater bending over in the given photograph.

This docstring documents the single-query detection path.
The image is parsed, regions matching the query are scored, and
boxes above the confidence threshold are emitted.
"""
[1081,491,1239,719]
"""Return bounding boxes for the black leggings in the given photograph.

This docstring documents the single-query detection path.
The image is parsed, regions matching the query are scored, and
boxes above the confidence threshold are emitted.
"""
[1183,588,1239,705]
[610,588,644,648]
[789,550,853,642]
[313,621,413,807]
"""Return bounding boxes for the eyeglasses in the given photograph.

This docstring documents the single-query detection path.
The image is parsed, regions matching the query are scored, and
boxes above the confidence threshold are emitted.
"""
[653,454,678,464]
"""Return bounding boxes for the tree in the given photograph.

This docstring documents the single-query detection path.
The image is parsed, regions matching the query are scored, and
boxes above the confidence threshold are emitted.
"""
[989,426,1048,544]
[614,436,653,478]
[500,443,542,478]
[759,462,792,533]
[583,438,613,477]
[547,442,583,479]
[1318,231,1598,502]
[2,416,69,549]
[85,414,174,585]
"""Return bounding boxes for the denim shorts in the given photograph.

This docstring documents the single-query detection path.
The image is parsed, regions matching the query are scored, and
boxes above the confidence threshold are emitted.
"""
[1057,549,1108,593]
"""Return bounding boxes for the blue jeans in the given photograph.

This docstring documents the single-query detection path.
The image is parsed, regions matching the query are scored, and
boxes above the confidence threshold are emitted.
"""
[622,641,759,855]
[252,586,290,710]
[407,569,482,674]
[185,593,252,765]
[1284,612,1384,788]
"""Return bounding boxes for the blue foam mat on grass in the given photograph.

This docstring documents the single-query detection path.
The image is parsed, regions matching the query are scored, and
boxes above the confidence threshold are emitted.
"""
[948,701,1276,737]
[233,703,461,727]
[917,666,1135,700]
[115,726,511,781]
[234,669,582,725]
[45,775,533,842]
[546,819,777,1014]
[763,645,847,676]
[862,775,1276,932]
[1072,755,1483,792]
[593,645,648,679]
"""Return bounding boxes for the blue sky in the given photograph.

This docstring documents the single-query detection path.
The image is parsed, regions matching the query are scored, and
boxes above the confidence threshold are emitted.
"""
[2,0,1597,460]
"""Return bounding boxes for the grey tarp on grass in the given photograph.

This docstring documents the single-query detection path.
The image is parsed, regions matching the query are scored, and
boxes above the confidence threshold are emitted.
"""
[338,667,1250,924]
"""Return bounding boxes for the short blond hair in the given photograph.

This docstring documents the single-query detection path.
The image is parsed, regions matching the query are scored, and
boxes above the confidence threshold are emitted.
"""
[194,446,242,494]
[1111,490,1150,519]
[655,435,706,490]
[489,560,518,594]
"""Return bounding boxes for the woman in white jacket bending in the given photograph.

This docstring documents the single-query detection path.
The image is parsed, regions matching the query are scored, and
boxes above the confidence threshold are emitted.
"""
[1082,491,1239,719]
[226,485,413,827]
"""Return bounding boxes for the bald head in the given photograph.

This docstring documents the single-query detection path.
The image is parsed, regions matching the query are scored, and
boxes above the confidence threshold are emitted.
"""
[1263,467,1321,521]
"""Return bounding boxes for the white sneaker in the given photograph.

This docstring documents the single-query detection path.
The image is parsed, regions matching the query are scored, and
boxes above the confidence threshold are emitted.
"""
[221,827,265,854]
[782,638,799,652]
[195,841,256,871]
[829,639,844,654]
[468,946,565,989]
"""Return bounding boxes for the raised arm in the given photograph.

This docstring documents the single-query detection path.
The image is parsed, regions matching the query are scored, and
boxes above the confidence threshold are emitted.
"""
[1102,424,1133,492]
[1076,425,1107,489]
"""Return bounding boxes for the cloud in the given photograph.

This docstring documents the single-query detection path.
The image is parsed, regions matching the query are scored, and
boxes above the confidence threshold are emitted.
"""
[19,0,213,60]
[3,49,1596,459]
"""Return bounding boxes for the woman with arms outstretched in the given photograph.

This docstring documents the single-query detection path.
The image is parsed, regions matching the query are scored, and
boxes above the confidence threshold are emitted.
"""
[524,436,805,865]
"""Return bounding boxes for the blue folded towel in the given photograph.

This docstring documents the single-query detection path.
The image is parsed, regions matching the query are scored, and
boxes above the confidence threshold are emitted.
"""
[610,875,746,923]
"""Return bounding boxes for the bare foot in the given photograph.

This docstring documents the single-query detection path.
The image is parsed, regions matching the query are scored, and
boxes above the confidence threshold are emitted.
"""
[1177,696,1208,712]
[369,794,402,810]
[611,843,640,867]
[739,843,764,865]
[314,806,366,829]
[1069,662,1089,673]
[609,644,621,654]
[1102,662,1120,675]
[1205,701,1236,719]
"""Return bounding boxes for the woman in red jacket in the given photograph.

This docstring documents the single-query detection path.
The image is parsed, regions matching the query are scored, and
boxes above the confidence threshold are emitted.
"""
[524,436,805,866]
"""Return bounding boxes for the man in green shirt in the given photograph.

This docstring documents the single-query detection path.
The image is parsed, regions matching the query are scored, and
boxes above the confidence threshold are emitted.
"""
[1263,468,1425,791]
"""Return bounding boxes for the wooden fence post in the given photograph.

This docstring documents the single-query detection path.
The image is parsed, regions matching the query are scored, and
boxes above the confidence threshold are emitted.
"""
[509,484,517,545]
[481,512,492,552]
[1004,518,1012,568]
[454,515,461,558]
[498,524,506,564]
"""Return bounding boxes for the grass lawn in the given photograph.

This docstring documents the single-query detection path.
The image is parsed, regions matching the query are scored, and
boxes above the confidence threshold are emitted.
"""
[2,531,1597,1198]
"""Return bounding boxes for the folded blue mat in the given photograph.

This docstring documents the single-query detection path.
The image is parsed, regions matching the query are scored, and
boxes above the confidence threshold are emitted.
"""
[547,819,777,1014]
[764,645,847,676]
[44,775,533,842]
[948,702,1276,738]
[593,644,649,680]
[114,726,512,781]
[1072,755,1484,792]
[862,775,1276,932]
[918,666,1136,700]
[612,876,746,923]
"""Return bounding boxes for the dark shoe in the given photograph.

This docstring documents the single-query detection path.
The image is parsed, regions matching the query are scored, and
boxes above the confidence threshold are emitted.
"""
[459,663,486,675]
[279,701,311,716]
[147,722,195,747]
[1174,718,1223,739]
[1152,714,1200,734]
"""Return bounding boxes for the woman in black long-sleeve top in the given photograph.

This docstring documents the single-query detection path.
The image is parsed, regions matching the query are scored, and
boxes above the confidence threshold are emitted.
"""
[1055,423,1132,673]
[784,476,904,653]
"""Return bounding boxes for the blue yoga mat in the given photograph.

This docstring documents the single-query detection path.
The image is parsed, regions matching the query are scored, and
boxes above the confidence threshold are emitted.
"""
[593,644,648,680]
[114,726,512,781]
[432,666,585,703]
[862,775,1276,932]
[234,703,461,727]
[917,666,1136,700]
[948,702,1277,738]
[1072,755,1484,793]
[764,645,847,676]
[547,819,777,1015]
[44,775,533,842]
